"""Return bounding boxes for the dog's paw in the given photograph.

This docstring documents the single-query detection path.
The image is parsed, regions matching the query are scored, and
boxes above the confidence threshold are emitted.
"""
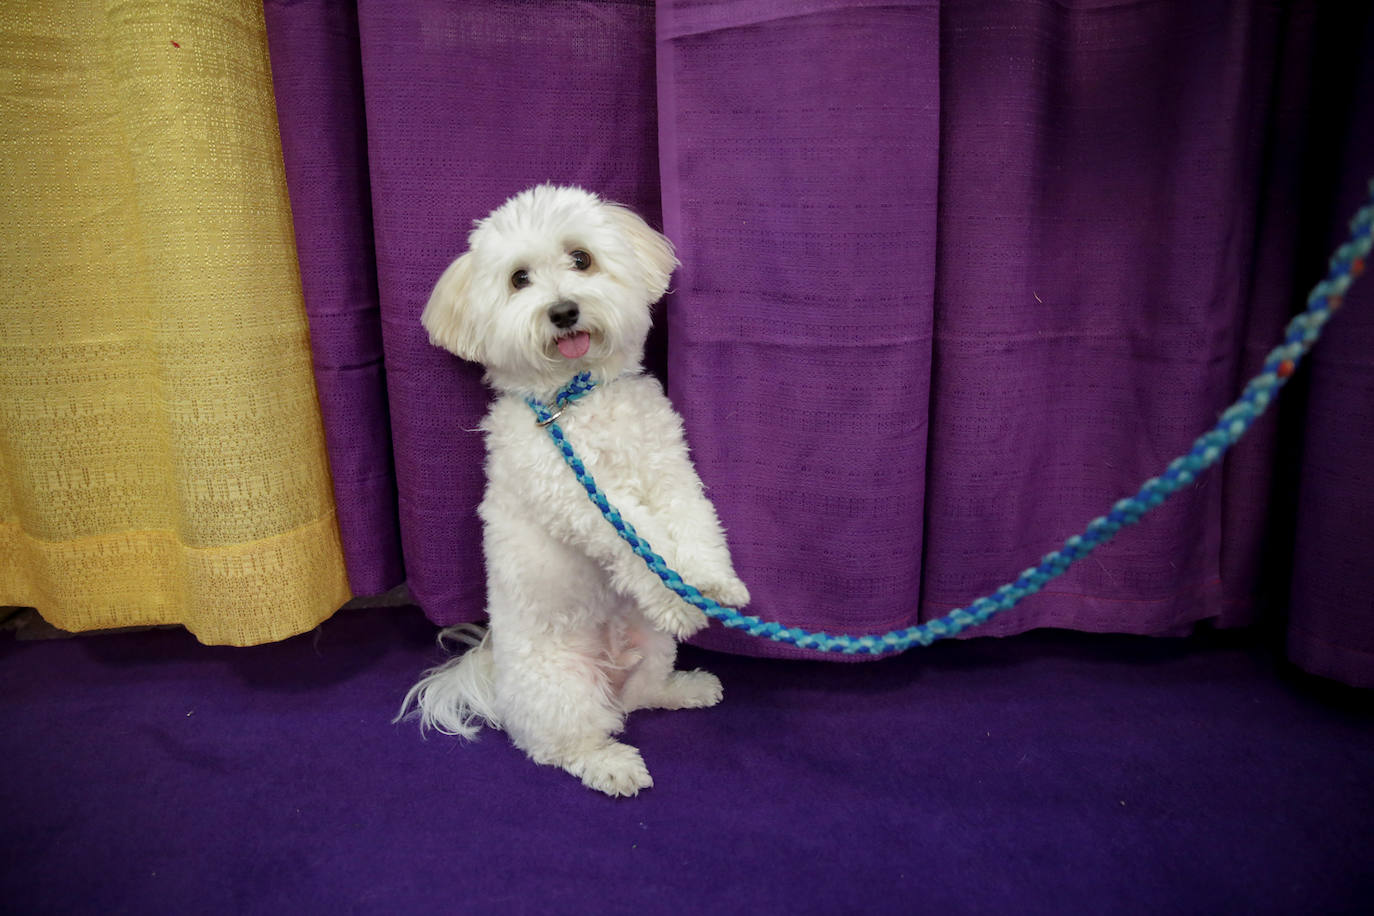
[645,594,709,640]
[662,670,724,709]
[626,669,723,712]
[567,741,654,798]
[701,576,751,609]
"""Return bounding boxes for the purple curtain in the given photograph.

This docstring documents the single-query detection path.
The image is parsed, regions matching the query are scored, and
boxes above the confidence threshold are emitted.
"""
[264,0,1374,685]
[657,0,940,655]
[264,1,402,596]
[1286,10,1374,686]
[267,0,662,618]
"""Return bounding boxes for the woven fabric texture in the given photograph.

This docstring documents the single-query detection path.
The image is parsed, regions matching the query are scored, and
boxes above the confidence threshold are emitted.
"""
[657,0,1309,657]
[265,1,1373,682]
[265,0,664,620]
[0,1,350,645]
[262,0,402,597]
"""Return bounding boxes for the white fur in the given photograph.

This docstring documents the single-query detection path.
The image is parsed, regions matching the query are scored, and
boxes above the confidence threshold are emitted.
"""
[398,185,750,797]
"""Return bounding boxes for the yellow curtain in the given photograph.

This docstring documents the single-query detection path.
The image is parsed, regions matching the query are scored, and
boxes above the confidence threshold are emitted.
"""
[0,1,351,645]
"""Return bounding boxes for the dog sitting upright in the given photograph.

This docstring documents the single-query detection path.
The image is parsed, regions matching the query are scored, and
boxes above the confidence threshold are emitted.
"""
[398,185,750,796]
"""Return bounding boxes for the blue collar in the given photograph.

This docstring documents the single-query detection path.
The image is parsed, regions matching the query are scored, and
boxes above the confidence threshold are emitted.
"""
[527,372,598,427]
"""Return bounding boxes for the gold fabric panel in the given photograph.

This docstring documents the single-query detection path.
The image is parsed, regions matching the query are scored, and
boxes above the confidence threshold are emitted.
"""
[0,1,351,645]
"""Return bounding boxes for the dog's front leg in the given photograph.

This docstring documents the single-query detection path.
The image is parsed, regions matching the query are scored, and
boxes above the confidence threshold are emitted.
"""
[600,520,711,641]
[634,440,751,610]
[493,631,655,798]
[647,485,751,610]
[605,492,749,617]
[529,481,709,640]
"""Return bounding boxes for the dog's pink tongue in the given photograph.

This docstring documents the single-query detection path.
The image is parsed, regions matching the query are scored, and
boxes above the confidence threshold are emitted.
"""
[557,331,591,360]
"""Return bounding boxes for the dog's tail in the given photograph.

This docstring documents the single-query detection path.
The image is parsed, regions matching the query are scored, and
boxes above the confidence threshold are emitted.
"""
[394,622,499,739]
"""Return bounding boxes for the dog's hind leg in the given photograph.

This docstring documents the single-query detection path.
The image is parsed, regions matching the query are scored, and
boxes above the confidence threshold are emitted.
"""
[620,620,722,712]
[496,635,654,797]
[544,738,654,798]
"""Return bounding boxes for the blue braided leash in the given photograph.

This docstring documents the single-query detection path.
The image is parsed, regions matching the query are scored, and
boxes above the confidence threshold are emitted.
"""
[528,183,1374,656]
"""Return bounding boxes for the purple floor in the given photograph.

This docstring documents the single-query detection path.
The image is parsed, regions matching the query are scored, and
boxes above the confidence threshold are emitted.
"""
[2,607,1370,914]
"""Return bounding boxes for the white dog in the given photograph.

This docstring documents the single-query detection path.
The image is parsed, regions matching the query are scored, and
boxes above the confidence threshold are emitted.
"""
[398,185,750,796]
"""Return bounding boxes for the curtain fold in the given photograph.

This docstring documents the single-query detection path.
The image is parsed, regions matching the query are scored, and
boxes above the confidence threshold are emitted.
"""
[917,0,1289,638]
[656,0,941,657]
[263,0,1374,683]
[347,0,663,624]
[263,0,403,597]
[0,0,350,645]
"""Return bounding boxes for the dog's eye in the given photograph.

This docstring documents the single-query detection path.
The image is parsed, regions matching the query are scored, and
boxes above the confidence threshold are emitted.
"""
[569,249,592,271]
[511,269,531,290]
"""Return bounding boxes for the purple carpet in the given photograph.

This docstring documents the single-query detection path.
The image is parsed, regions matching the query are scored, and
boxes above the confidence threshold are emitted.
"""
[3,610,1370,913]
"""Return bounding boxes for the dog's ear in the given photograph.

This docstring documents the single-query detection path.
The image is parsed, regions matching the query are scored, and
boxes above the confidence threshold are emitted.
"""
[420,252,483,362]
[606,204,679,303]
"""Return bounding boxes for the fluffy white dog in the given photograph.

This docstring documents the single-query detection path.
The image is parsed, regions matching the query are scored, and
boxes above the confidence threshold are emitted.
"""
[398,185,750,796]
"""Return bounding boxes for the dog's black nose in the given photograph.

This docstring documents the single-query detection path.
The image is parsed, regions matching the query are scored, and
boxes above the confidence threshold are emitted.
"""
[548,300,580,329]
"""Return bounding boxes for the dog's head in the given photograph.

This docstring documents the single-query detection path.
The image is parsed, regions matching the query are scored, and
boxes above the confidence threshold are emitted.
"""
[421,185,677,395]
